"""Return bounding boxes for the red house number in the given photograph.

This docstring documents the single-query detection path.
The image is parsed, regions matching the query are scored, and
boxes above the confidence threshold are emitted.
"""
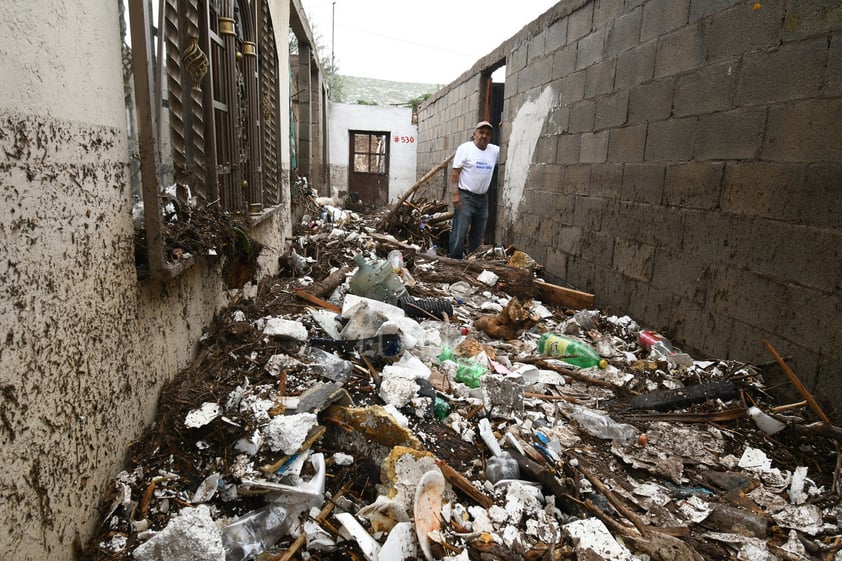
[393,135,415,143]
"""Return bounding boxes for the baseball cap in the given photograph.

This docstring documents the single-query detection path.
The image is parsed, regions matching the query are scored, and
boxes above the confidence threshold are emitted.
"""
[474,120,493,130]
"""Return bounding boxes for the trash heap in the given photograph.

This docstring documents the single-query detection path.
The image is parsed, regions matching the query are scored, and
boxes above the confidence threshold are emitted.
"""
[84,204,842,561]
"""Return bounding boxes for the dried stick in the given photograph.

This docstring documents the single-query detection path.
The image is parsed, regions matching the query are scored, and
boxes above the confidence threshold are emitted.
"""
[763,340,830,424]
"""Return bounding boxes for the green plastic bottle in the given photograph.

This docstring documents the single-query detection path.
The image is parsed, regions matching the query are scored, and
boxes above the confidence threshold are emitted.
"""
[537,333,607,369]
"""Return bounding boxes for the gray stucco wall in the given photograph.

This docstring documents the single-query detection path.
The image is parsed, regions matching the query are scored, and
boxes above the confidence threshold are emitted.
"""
[417,0,842,415]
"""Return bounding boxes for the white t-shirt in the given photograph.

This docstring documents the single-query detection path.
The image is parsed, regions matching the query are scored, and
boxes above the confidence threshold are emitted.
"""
[453,140,500,195]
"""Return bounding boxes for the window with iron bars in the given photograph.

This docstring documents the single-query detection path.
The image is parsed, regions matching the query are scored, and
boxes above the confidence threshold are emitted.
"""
[124,0,286,277]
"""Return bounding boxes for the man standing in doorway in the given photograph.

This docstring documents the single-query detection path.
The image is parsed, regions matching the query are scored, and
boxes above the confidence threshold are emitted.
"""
[448,121,500,259]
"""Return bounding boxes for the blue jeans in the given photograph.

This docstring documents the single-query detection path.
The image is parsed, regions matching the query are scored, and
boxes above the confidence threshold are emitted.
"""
[449,190,488,258]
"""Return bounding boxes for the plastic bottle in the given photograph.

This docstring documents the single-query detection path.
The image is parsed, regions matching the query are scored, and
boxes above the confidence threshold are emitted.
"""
[537,333,607,369]
[437,346,488,388]
[562,403,638,444]
[426,245,438,256]
[638,330,694,367]
[348,253,408,305]
[222,503,290,561]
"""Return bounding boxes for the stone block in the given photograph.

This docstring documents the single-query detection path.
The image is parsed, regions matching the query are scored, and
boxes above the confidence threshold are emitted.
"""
[664,162,724,209]
[651,248,716,306]
[569,3,595,42]
[608,124,646,162]
[801,165,842,229]
[546,15,569,52]
[695,108,765,160]
[565,164,592,194]
[595,0,625,28]
[585,59,617,99]
[763,99,842,162]
[674,60,738,117]
[528,30,548,63]
[605,7,642,56]
[578,230,615,267]
[721,162,804,218]
[543,247,569,279]
[580,131,609,163]
[736,38,827,105]
[628,78,675,123]
[612,200,684,249]
[642,0,691,42]
[716,265,788,333]
[569,99,596,132]
[621,163,665,204]
[595,90,629,130]
[554,225,584,255]
[681,209,754,266]
[645,117,697,161]
[573,194,611,231]
[705,3,783,62]
[576,29,605,71]
[779,285,842,354]
[613,237,655,281]
[654,23,705,78]
[547,104,570,135]
[615,40,657,89]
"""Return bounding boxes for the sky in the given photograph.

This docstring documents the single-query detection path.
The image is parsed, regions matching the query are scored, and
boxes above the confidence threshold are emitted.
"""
[300,0,560,85]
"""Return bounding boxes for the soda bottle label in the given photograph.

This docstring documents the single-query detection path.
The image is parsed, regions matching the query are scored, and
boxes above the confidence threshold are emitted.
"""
[638,330,665,350]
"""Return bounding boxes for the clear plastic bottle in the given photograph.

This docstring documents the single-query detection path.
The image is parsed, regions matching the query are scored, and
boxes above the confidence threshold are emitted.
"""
[537,333,607,369]
[348,254,408,305]
[562,403,638,444]
[222,503,290,561]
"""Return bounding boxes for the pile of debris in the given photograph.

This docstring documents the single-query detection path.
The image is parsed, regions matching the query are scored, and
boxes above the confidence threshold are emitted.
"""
[84,203,842,561]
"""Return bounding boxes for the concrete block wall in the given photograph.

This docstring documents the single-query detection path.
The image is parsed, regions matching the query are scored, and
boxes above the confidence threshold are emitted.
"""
[418,0,842,415]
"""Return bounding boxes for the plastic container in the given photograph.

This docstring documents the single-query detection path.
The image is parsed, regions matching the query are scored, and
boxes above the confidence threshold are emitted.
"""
[437,346,487,388]
[638,329,694,367]
[222,503,290,561]
[348,254,408,305]
[397,296,454,319]
[537,333,607,369]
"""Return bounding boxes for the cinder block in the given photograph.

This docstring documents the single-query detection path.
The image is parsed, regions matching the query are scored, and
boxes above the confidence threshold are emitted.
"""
[705,3,783,62]
[783,0,842,41]
[628,78,674,123]
[763,100,842,162]
[585,59,617,98]
[651,248,715,306]
[801,165,842,229]
[608,124,646,162]
[538,164,566,192]
[565,164,592,193]
[615,40,657,89]
[736,38,827,105]
[589,163,624,198]
[695,108,765,160]
[674,60,738,117]
[681,210,754,266]
[605,8,642,57]
[546,15,569,52]
[664,162,725,209]
[555,225,584,254]
[721,161,804,218]
[642,0,690,42]
[528,30,548,63]
[569,3,595,42]
[535,136,559,164]
[558,70,586,102]
[547,104,570,135]
[543,247,569,279]
[621,163,665,203]
[595,90,629,130]
[569,99,596,132]
[576,29,606,71]
[613,237,655,281]
[580,131,609,163]
[645,117,697,161]
[595,0,625,29]
[579,229,615,267]
[613,200,684,248]
[777,284,842,362]
[688,0,742,22]
[557,134,581,165]
[654,23,705,79]
[553,45,578,79]
[828,33,842,96]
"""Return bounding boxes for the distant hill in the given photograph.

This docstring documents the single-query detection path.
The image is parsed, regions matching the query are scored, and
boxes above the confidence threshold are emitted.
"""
[337,75,443,107]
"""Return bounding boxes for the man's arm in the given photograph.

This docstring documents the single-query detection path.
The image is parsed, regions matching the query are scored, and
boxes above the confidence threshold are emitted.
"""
[451,167,461,207]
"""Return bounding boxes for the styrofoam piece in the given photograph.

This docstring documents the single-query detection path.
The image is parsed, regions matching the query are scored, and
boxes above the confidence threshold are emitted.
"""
[263,412,318,455]
[133,505,224,561]
[342,293,405,320]
[477,418,503,457]
[477,269,499,286]
[747,406,787,435]
[191,473,220,504]
[335,512,381,561]
[185,402,221,428]
[379,522,417,560]
[262,317,308,340]
[563,517,635,560]
[789,466,808,505]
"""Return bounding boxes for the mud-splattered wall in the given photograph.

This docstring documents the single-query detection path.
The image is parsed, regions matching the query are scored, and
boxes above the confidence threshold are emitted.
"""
[0,2,292,559]
[417,0,842,416]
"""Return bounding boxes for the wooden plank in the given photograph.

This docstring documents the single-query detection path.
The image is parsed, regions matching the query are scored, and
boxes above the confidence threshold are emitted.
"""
[378,155,453,229]
[534,280,595,310]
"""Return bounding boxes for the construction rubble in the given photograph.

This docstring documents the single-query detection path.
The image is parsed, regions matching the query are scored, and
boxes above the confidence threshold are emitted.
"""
[84,199,842,561]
